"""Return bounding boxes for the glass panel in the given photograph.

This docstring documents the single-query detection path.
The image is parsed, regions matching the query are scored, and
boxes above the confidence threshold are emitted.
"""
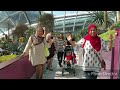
[78,11,89,14]
[43,11,52,14]
[25,11,40,23]
[10,13,28,25]
[0,19,14,34]
[0,28,7,34]
[0,11,8,21]
[66,11,77,15]
[55,21,63,25]
[6,11,18,15]
[65,19,74,26]
[53,11,65,17]
[0,19,14,29]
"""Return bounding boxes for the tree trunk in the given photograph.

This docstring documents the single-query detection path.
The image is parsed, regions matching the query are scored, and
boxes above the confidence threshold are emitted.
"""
[116,11,120,22]
[104,11,108,30]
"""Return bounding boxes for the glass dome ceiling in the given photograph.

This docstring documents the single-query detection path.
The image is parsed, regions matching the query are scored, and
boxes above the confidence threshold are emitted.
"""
[0,11,115,37]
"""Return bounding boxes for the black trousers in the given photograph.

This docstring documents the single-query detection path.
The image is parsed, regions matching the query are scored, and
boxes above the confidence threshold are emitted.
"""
[57,52,64,65]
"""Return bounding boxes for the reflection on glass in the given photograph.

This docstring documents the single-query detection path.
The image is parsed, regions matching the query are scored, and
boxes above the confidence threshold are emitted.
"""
[53,11,65,16]
[6,11,18,15]
[10,13,28,25]
[66,11,77,15]
[25,11,40,23]
[0,11,8,21]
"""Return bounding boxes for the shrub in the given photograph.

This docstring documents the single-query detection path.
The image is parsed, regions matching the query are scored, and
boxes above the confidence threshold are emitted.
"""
[99,30,115,41]
[0,54,17,63]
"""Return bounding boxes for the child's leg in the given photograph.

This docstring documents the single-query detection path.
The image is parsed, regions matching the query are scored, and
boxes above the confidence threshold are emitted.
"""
[60,52,64,66]
[70,60,74,68]
[69,60,73,65]
[65,60,68,68]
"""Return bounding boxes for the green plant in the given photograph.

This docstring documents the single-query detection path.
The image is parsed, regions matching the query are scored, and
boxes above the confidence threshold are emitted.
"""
[88,11,114,28]
[99,30,115,41]
[72,33,81,42]
[0,54,17,63]
[114,22,120,28]
[24,27,35,40]
[79,29,88,38]
[0,41,8,49]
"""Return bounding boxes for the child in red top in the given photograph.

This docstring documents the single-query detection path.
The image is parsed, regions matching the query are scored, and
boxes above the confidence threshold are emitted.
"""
[65,51,77,66]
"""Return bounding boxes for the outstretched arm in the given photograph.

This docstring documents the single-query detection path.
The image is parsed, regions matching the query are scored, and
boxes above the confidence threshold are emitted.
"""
[20,36,32,58]
[66,35,76,47]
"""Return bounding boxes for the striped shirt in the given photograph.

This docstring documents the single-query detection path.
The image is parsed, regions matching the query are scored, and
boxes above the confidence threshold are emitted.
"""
[56,39,64,52]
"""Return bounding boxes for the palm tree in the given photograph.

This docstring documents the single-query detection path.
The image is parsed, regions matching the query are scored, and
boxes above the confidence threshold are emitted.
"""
[116,11,120,22]
[88,11,104,25]
[104,11,108,30]
[108,11,120,30]
[88,11,114,29]
[38,13,54,33]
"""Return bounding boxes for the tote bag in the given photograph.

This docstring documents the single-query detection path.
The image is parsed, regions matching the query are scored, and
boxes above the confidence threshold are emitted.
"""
[43,40,50,57]
[44,46,50,57]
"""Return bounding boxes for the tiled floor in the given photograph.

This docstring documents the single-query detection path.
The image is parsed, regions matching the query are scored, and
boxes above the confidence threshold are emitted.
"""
[31,55,83,79]
[31,50,112,79]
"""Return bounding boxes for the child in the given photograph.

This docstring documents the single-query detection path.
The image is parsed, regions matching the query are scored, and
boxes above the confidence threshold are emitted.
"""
[65,51,77,68]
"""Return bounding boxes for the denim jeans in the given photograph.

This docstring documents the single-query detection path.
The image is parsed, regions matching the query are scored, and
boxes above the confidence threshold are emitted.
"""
[82,71,98,79]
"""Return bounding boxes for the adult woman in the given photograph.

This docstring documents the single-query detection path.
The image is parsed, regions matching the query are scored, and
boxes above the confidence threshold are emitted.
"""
[46,31,56,71]
[20,23,52,79]
[56,33,65,67]
[67,24,113,79]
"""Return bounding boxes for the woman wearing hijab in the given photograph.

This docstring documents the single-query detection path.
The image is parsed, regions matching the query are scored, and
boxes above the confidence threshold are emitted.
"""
[67,24,113,79]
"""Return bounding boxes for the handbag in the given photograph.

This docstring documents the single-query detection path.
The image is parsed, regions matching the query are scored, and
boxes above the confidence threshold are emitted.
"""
[96,52,106,70]
[43,40,50,57]
[44,46,50,57]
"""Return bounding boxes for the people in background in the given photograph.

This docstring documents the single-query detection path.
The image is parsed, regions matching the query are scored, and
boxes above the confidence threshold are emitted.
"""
[55,33,65,67]
[46,30,56,71]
